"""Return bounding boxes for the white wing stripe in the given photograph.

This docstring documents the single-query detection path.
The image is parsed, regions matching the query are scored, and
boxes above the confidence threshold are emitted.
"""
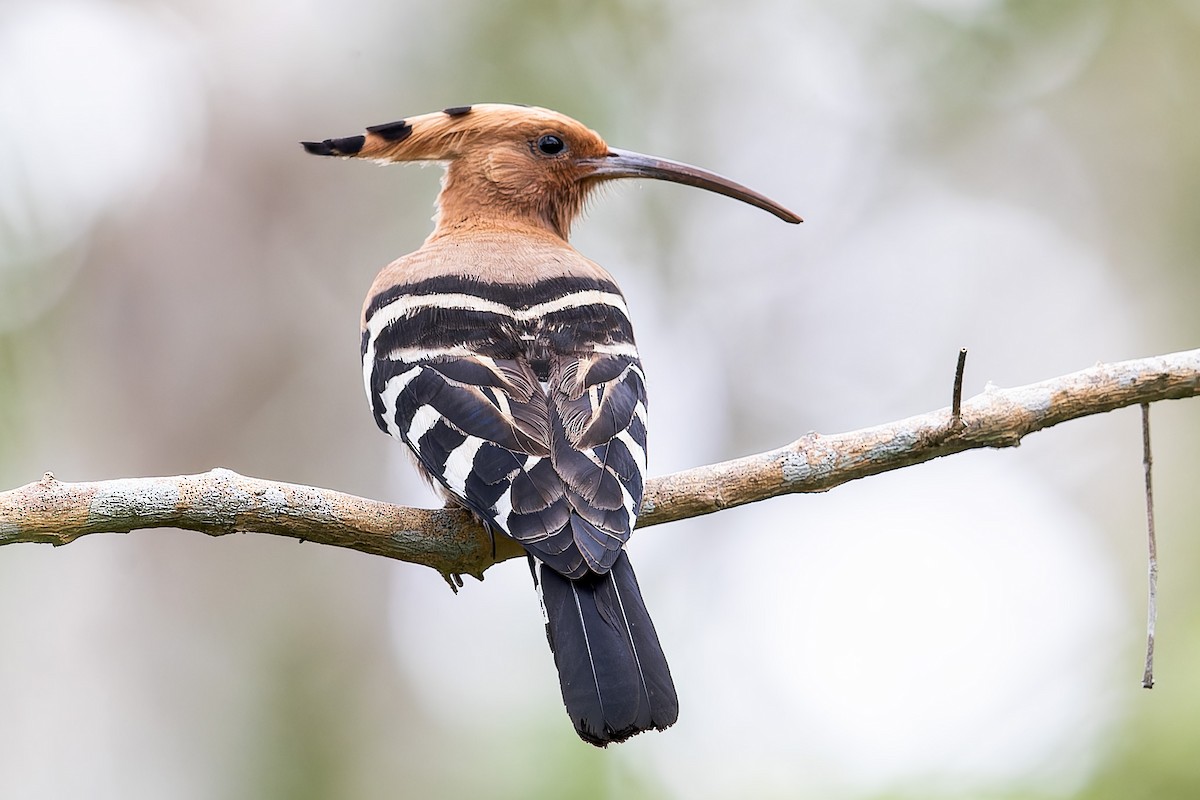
[520,290,629,321]
[443,436,486,496]
[632,400,648,430]
[492,487,514,531]
[367,290,631,345]
[405,404,442,447]
[615,429,647,484]
[589,341,640,357]
[377,367,423,439]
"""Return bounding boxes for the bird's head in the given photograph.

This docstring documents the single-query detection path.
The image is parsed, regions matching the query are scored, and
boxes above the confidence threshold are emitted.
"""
[303,103,800,239]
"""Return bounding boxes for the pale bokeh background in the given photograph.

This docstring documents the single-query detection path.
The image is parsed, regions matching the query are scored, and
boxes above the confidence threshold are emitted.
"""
[2,1,1199,798]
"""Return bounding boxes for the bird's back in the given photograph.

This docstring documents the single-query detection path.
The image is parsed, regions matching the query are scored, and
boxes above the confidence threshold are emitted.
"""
[360,227,649,579]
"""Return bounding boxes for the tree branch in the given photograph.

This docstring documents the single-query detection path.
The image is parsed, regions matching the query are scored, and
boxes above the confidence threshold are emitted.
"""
[3,349,1197,580]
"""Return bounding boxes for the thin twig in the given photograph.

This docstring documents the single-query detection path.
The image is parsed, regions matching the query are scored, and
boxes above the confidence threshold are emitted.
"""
[1141,402,1158,689]
[951,348,968,428]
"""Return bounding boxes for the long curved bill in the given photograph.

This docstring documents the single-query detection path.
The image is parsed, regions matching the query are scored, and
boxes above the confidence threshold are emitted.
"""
[584,147,802,224]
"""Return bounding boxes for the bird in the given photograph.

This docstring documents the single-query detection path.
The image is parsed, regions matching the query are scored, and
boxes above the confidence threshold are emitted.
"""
[302,104,800,746]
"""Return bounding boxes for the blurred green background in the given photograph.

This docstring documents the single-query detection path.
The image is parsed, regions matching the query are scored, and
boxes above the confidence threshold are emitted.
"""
[2,0,1199,797]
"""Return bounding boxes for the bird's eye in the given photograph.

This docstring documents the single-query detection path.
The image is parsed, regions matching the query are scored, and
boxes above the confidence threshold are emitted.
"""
[535,134,567,156]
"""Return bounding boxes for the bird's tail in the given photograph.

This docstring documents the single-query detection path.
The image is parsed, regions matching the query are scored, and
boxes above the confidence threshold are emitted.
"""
[536,550,678,746]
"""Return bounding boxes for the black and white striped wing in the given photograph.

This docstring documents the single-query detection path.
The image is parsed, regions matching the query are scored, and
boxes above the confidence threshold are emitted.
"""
[362,279,648,579]
[366,346,583,566]
[548,352,648,575]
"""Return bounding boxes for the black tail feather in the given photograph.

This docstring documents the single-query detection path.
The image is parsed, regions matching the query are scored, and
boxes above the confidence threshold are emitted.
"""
[538,550,678,746]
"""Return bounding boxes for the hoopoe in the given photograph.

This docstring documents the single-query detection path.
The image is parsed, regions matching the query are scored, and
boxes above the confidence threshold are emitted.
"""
[303,104,800,746]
